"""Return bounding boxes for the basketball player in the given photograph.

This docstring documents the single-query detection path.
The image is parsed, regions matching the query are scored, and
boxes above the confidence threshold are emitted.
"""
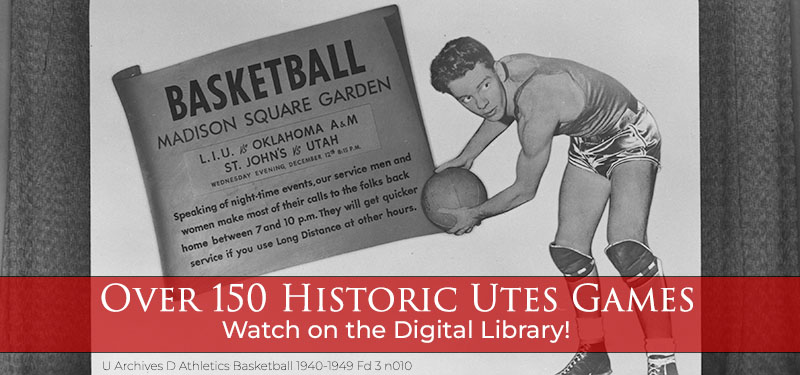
[430,37,678,375]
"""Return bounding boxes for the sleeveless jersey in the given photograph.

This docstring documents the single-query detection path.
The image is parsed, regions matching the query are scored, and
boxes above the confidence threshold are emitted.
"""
[511,55,637,138]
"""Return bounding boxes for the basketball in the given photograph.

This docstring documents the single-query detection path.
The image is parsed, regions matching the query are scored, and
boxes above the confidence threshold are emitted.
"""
[421,168,488,230]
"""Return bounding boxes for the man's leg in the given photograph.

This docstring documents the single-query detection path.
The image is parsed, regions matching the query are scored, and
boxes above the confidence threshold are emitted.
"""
[551,164,611,375]
[606,160,678,374]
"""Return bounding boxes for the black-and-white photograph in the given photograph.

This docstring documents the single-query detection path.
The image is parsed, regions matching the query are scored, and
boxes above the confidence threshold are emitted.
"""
[1,0,799,374]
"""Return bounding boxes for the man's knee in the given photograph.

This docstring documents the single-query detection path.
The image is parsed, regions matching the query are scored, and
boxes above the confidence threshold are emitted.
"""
[549,242,595,277]
[605,240,660,287]
[606,229,647,247]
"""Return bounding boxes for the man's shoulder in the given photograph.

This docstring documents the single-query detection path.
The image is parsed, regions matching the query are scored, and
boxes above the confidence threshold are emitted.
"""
[513,74,584,121]
[499,54,573,96]
[498,54,538,81]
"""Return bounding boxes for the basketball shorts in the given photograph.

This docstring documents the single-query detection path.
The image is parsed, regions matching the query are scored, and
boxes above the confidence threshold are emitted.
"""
[567,102,661,179]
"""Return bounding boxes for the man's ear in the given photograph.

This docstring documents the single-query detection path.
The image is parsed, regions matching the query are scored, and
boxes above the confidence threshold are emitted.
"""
[494,61,508,82]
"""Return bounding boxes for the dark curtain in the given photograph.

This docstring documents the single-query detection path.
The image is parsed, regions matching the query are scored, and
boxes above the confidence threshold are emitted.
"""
[701,0,800,374]
[0,0,90,374]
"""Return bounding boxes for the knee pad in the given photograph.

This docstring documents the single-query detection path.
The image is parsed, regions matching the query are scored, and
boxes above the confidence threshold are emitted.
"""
[549,243,595,277]
[605,240,661,287]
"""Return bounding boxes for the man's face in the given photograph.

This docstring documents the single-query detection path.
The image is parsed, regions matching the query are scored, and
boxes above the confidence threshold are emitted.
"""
[446,62,506,122]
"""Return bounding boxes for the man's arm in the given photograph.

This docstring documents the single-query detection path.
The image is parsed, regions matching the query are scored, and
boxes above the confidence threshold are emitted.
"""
[474,129,552,219]
[440,82,562,235]
[435,118,511,172]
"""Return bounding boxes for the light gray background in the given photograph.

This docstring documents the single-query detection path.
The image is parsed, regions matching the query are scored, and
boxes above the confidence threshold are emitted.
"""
[91,0,699,372]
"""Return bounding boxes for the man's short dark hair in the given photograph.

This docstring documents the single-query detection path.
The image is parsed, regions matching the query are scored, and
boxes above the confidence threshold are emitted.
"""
[430,37,494,94]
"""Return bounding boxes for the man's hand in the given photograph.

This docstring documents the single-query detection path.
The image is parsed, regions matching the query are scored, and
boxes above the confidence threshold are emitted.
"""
[438,206,481,235]
[434,156,474,173]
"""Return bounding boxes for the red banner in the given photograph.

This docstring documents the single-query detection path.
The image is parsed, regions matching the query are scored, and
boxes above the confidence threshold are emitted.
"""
[3,276,800,352]
[0,277,91,352]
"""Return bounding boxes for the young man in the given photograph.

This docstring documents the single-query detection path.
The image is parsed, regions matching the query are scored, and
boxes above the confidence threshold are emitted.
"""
[430,37,678,375]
